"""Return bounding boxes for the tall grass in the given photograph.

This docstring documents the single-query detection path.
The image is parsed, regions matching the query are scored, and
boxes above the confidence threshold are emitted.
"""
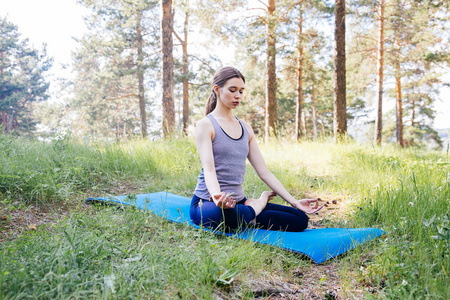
[0,203,307,299]
[338,146,450,298]
[1,136,449,298]
[0,134,199,203]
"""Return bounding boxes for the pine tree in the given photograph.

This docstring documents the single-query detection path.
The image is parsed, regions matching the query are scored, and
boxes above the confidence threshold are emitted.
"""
[276,0,334,140]
[173,0,190,136]
[333,0,347,142]
[265,0,278,143]
[161,0,175,137]
[0,17,52,135]
[374,0,385,145]
[347,0,448,147]
[295,4,304,141]
[72,0,159,139]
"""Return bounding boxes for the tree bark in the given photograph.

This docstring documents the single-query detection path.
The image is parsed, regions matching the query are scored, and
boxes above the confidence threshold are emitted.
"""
[410,92,416,145]
[136,11,148,139]
[374,0,384,145]
[395,59,403,148]
[1,111,6,134]
[311,86,318,141]
[161,0,175,138]
[265,0,277,143]
[333,0,347,142]
[182,11,189,136]
[295,6,303,142]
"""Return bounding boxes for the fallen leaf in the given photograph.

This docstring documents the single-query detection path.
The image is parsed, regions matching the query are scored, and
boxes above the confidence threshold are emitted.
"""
[29,224,37,230]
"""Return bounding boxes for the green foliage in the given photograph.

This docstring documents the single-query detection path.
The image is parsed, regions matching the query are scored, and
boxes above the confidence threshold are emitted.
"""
[67,0,160,139]
[0,16,52,135]
[0,134,201,203]
[0,198,300,299]
[347,0,449,147]
[331,145,450,298]
[1,120,450,298]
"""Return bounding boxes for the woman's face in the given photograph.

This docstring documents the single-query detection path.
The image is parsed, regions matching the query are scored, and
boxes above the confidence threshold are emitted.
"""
[215,77,245,109]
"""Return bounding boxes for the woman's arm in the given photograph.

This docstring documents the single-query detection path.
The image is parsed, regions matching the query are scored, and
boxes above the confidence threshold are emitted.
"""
[195,118,235,209]
[245,123,322,214]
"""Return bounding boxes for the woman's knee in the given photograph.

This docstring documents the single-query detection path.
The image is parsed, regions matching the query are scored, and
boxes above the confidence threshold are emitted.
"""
[256,209,309,232]
[291,215,309,232]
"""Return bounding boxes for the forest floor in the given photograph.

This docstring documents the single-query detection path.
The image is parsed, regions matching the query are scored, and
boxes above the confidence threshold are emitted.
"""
[0,187,377,300]
[1,138,447,299]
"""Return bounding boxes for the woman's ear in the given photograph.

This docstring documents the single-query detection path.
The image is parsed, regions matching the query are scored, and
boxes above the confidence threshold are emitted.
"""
[213,85,220,96]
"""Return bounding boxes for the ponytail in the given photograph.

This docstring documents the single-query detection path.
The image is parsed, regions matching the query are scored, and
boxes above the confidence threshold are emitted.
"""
[205,88,218,115]
[204,66,245,116]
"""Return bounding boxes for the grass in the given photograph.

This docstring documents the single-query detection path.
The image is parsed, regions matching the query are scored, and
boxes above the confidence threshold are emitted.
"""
[0,134,449,299]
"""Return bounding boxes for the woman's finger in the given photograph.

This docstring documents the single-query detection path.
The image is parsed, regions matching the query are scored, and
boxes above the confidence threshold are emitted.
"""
[308,199,319,209]
[310,205,323,214]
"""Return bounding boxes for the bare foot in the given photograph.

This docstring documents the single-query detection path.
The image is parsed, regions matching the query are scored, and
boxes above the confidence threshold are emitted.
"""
[263,191,277,202]
[244,191,277,216]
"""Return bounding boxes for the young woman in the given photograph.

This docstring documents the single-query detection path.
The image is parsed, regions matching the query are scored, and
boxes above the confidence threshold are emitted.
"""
[190,66,322,232]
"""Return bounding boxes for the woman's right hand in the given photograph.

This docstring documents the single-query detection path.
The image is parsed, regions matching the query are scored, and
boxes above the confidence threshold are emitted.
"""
[291,198,323,214]
[211,192,236,209]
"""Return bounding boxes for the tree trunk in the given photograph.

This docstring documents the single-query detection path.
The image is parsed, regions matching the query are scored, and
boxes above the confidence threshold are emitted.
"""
[265,0,277,143]
[374,0,384,145]
[295,6,303,142]
[1,111,6,134]
[410,92,416,145]
[319,115,326,136]
[0,53,5,134]
[311,86,318,141]
[395,60,403,148]
[301,110,307,137]
[161,0,175,138]
[182,12,189,136]
[136,11,148,139]
[333,0,347,142]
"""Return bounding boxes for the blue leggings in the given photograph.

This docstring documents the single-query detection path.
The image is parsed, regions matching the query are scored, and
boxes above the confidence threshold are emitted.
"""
[189,194,309,232]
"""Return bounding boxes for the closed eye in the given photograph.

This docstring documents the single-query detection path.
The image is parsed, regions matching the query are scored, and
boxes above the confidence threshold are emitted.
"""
[228,86,245,94]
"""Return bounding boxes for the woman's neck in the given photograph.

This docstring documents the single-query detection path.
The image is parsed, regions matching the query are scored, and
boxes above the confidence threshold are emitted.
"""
[212,105,234,121]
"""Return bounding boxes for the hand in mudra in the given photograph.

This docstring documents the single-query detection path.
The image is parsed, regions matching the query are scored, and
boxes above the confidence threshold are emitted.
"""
[211,192,236,209]
[292,198,323,214]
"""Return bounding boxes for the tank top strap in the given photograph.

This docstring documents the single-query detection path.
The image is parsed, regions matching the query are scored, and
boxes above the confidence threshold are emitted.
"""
[207,114,247,141]
[206,114,220,130]
[235,116,248,137]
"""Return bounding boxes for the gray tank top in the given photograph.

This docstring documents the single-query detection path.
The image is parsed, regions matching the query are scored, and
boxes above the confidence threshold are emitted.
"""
[194,114,249,201]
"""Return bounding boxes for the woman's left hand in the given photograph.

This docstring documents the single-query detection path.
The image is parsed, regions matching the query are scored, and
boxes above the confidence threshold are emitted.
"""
[291,199,323,215]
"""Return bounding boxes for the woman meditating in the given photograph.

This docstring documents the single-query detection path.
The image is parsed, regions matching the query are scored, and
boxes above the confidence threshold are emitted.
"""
[190,66,322,232]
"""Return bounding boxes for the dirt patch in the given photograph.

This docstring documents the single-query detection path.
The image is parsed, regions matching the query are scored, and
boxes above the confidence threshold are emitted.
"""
[226,262,369,299]
[1,187,375,299]
[304,193,353,229]
[0,180,142,243]
[0,200,86,243]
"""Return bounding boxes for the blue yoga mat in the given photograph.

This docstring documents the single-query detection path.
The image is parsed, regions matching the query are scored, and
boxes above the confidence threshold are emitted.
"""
[86,192,384,264]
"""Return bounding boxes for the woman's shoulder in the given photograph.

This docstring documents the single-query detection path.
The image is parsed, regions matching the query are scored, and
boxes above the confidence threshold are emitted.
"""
[196,116,213,128]
[195,116,215,136]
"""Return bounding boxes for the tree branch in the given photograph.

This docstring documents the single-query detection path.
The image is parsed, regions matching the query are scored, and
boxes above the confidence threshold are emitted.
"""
[173,28,184,44]
[105,94,138,101]
[257,0,269,10]
[355,35,378,43]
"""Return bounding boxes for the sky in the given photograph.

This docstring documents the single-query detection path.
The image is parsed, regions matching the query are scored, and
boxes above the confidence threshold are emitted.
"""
[1,0,449,130]
[1,0,89,79]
